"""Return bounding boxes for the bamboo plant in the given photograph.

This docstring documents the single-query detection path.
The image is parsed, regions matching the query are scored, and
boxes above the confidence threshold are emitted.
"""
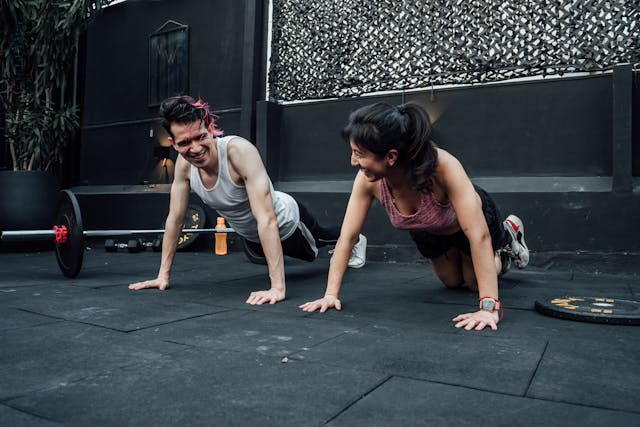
[1,0,112,171]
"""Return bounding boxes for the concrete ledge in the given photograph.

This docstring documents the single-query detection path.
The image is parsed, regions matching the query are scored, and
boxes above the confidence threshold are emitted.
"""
[275,177,616,194]
[71,176,633,196]
[71,184,172,195]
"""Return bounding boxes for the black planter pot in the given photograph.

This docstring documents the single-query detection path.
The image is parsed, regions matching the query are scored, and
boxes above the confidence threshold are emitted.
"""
[0,170,60,232]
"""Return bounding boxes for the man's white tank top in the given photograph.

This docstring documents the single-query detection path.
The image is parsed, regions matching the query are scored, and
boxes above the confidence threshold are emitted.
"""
[189,136,298,242]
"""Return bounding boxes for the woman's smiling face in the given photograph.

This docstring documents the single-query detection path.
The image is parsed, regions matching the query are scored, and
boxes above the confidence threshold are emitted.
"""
[349,139,390,182]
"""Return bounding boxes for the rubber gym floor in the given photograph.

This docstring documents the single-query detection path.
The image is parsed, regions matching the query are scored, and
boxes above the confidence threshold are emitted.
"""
[1,247,639,426]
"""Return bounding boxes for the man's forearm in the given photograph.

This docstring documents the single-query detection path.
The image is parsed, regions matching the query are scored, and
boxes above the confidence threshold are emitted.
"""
[257,220,286,292]
[157,220,182,280]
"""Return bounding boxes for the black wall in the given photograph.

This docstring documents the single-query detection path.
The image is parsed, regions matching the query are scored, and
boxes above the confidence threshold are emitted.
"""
[79,0,263,185]
[257,69,640,260]
[76,1,638,269]
[264,75,614,182]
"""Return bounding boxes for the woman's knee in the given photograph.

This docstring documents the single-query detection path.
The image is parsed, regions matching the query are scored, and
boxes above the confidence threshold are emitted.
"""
[464,277,478,291]
[434,267,464,288]
[430,250,464,288]
[440,275,464,289]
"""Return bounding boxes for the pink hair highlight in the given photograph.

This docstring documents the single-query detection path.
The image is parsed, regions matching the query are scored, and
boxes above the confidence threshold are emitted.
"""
[192,98,224,137]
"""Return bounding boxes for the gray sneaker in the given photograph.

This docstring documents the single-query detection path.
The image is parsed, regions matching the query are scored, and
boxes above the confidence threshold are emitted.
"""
[503,214,529,269]
[348,234,367,269]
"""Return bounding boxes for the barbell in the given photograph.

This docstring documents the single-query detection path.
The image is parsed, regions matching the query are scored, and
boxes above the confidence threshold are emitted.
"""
[0,190,237,278]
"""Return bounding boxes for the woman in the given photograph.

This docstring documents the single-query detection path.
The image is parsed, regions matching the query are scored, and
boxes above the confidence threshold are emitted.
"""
[300,102,529,331]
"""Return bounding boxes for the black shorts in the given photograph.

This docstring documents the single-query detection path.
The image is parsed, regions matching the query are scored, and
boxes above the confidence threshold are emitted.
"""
[243,200,340,262]
[245,225,318,262]
[409,186,508,259]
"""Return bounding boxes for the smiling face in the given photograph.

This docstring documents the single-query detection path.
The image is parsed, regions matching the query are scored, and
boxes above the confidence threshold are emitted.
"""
[349,139,397,182]
[169,120,216,168]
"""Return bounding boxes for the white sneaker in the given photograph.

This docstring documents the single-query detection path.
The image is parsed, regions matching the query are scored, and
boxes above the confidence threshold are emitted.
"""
[503,215,529,269]
[328,234,367,268]
[348,234,367,269]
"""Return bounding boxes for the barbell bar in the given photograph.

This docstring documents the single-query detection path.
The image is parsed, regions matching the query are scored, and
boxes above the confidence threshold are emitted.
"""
[0,190,236,278]
[1,227,237,241]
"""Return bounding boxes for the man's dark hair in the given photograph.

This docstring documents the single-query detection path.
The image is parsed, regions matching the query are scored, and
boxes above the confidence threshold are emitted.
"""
[159,96,223,138]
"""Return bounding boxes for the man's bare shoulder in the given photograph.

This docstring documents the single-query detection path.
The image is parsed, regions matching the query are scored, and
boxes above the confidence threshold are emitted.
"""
[226,136,256,153]
[226,136,261,164]
[224,136,265,181]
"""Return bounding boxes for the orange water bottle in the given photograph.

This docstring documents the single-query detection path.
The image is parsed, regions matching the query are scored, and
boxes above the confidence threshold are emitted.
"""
[215,217,227,255]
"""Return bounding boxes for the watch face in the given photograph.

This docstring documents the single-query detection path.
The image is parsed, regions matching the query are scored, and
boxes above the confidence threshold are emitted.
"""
[481,298,496,311]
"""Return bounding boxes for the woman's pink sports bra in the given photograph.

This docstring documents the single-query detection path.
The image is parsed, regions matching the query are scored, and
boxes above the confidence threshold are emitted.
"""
[379,178,457,232]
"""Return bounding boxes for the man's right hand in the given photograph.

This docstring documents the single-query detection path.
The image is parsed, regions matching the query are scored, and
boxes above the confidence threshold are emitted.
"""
[128,278,169,291]
[299,295,342,313]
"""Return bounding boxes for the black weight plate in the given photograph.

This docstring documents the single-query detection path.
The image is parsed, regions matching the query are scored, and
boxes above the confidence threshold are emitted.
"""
[535,296,640,325]
[54,190,84,278]
[176,204,206,251]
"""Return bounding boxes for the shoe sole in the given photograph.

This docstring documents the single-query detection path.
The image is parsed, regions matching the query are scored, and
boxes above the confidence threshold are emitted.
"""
[504,216,529,268]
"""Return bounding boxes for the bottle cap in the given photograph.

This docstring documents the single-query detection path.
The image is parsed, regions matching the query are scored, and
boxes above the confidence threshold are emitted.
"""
[216,217,225,226]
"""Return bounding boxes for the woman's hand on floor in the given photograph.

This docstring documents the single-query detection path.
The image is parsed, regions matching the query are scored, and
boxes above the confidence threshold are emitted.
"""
[452,309,499,331]
[299,295,342,313]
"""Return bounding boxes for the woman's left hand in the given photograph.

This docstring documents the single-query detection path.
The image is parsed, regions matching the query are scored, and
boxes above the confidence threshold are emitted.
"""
[452,310,500,331]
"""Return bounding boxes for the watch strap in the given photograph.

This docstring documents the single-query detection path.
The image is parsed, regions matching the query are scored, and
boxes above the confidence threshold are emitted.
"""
[479,297,503,320]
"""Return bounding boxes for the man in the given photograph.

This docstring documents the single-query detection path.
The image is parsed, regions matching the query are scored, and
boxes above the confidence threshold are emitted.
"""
[129,96,367,304]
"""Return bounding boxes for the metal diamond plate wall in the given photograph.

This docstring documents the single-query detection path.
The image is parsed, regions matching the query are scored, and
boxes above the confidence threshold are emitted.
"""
[269,0,640,101]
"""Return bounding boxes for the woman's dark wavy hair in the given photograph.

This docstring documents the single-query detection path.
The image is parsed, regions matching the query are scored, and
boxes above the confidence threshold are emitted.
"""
[342,102,438,191]
[159,95,224,139]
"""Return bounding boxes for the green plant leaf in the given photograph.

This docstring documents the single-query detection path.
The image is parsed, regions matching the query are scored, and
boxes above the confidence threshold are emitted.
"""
[1,0,110,171]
